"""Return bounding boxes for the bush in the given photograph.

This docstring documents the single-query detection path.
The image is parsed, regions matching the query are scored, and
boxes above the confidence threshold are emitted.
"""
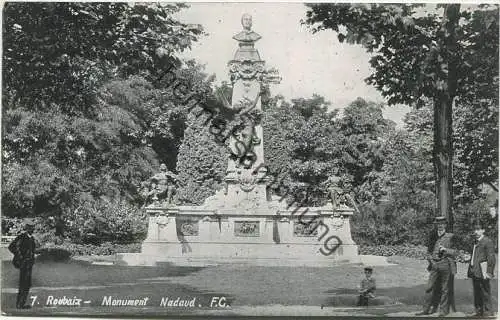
[359,244,473,263]
[2,204,145,256]
[353,197,498,255]
[37,247,72,262]
[454,199,498,252]
[359,244,428,259]
[63,199,147,245]
[2,217,24,235]
[2,216,61,245]
[47,241,142,256]
[352,203,433,246]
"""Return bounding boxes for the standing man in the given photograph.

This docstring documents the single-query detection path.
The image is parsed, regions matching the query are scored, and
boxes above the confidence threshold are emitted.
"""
[416,216,458,316]
[468,220,496,317]
[8,220,37,309]
[357,267,376,306]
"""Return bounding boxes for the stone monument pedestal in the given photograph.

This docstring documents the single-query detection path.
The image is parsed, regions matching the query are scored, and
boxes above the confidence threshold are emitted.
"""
[119,200,359,266]
[119,14,359,267]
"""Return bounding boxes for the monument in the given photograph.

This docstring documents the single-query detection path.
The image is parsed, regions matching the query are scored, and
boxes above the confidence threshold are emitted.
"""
[120,14,359,266]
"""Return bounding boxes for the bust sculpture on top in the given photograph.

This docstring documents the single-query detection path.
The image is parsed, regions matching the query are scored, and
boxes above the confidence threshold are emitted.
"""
[232,13,262,62]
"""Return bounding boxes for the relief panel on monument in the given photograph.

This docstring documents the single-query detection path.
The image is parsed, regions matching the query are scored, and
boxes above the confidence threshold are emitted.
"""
[293,219,323,237]
[234,221,260,237]
[177,218,200,236]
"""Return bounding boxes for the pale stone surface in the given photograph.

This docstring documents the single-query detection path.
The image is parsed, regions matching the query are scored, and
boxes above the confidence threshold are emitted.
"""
[134,205,359,266]
[360,255,395,267]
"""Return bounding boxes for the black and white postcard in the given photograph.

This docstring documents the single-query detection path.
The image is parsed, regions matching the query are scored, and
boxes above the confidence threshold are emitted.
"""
[1,2,498,318]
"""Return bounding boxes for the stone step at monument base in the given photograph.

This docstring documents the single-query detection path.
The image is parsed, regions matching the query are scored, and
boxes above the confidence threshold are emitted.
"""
[116,242,360,267]
[116,252,362,267]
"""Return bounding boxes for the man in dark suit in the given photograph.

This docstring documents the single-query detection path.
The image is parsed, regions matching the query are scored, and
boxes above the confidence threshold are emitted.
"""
[416,216,458,316]
[8,221,37,309]
[357,266,376,306]
[468,220,496,317]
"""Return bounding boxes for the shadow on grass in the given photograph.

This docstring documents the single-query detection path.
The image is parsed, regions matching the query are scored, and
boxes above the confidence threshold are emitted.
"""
[2,259,205,289]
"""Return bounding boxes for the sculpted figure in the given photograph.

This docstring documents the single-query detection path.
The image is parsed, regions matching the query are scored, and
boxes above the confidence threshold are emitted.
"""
[141,164,178,205]
[232,13,261,44]
[232,14,262,62]
[148,182,160,205]
[327,176,346,210]
[152,163,178,205]
[229,104,260,169]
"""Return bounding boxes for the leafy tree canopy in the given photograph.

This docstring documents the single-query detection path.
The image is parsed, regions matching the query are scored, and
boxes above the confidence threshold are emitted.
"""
[2,3,208,217]
[304,4,498,106]
[3,2,203,112]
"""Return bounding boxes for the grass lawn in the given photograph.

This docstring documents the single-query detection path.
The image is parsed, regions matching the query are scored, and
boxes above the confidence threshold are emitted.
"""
[1,256,497,317]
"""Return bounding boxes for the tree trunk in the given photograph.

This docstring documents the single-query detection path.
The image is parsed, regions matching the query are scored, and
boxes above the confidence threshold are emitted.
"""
[433,4,460,232]
[433,94,453,230]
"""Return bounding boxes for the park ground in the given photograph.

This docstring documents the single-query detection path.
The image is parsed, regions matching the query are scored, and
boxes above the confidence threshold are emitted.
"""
[1,255,497,317]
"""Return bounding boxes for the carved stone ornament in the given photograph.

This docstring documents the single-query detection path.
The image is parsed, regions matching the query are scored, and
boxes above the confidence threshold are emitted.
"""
[179,221,199,236]
[228,60,265,82]
[293,220,320,237]
[156,213,169,226]
[261,68,282,85]
[330,216,344,230]
[141,163,178,207]
[332,211,341,218]
[234,221,260,237]
[239,174,257,192]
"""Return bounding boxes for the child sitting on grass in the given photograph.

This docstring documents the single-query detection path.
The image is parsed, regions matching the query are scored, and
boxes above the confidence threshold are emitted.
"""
[357,266,376,306]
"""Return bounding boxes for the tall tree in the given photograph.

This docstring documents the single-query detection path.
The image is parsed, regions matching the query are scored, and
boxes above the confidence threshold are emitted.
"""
[262,95,300,194]
[175,111,227,205]
[2,3,204,217]
[402,99,498,204]
[304,4,499,230]
[339,98,396,204]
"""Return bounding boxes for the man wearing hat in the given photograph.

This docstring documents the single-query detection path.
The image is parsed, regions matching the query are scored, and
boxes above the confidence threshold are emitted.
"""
[357,266,376,306]
[467,220,496,317]
[8,220,37,309]
[416,216,458,316]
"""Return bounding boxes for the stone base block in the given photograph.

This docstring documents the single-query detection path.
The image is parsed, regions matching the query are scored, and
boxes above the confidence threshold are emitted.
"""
[135,203,360,267]
[116,241,359,267]
[0,245,13,261]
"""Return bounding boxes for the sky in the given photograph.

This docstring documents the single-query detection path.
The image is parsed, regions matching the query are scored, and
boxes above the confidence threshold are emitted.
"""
[176,3,410,125]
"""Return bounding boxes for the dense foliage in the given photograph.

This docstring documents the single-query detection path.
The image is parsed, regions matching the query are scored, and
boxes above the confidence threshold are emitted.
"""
[263,95,344,206]
[2,3,212,250]
[3,3,202,109]
[304,4,498,107]
[2,3,208,218]
[351,102,497,247]
[175,112,227,205]
[304,3,499,229]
